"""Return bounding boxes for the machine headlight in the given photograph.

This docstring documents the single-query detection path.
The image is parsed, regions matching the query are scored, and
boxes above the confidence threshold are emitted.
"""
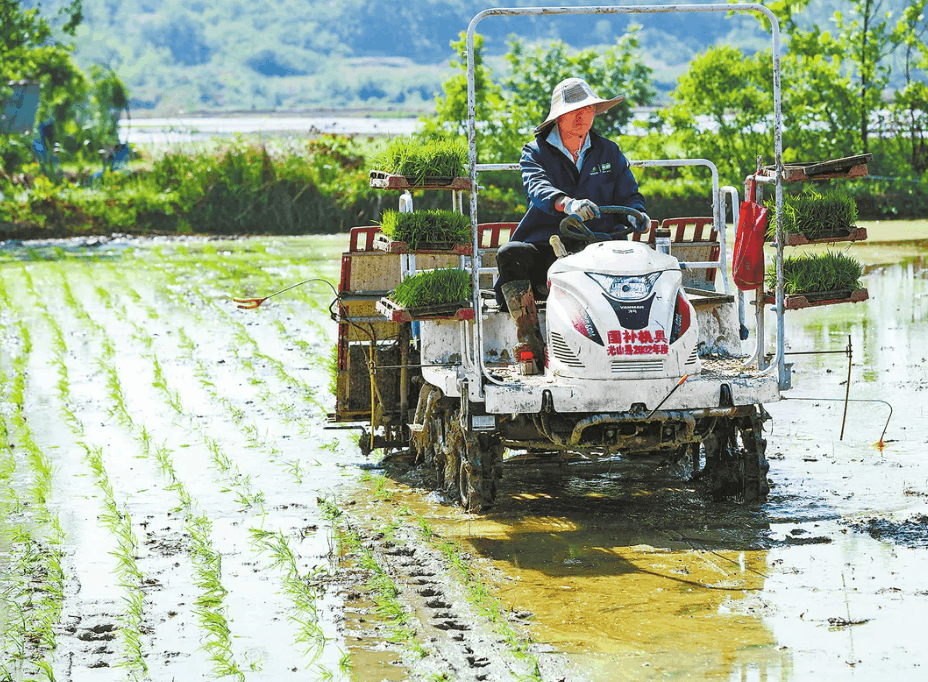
[588,272,661,301]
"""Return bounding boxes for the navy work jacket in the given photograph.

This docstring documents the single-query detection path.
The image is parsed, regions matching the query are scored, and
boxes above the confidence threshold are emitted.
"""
[511,130,646,245]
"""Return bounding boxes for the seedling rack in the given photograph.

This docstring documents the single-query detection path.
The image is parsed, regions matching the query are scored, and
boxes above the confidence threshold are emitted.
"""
[765,187,865,245]
[376,298,474,322]
[762,154,873,183]
[751,155,871,310]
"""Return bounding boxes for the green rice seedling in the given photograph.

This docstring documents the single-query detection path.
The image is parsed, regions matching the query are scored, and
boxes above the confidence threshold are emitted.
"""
[79,443,150,676]
[765,189,858,239]
[389,267,472,308]
[379,209,471,249]
[339,649,353,677]
[766,251,863,295]
[248,527,329,663]
[285,459,305,484]
[369,136,467,183]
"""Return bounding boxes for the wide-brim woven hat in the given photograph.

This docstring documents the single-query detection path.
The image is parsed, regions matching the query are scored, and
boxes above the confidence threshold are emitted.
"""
[534,77,625,134]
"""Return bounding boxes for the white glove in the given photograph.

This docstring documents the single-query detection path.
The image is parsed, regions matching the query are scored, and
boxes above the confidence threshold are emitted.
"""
[564,197,601,222]
[630,212,651,232]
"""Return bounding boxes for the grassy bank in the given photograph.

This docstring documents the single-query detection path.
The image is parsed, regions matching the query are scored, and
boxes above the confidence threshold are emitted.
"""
[2,135,927,240]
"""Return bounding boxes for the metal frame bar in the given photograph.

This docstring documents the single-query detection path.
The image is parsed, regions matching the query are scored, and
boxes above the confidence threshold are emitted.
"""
[466,3,786,397]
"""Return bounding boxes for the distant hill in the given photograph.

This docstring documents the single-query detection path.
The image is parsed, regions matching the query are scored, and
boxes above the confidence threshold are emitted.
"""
[20,0,867,115]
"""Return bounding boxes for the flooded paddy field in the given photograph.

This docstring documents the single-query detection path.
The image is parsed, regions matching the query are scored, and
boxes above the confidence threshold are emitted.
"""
[0,229,926,681]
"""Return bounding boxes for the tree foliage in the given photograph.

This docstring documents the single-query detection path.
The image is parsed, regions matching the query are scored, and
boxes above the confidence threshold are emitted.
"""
[423,28,654,165]
[1,0,132,173]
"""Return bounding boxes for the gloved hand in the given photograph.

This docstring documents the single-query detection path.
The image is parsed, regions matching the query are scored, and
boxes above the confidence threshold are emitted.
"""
[563,197,601,222]
[630,212,651,232]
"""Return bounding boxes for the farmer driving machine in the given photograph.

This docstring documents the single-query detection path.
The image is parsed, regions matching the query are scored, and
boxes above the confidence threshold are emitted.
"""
[327,4,871,511]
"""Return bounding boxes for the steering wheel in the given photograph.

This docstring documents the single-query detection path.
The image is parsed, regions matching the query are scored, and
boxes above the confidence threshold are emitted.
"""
[559,205,649,244]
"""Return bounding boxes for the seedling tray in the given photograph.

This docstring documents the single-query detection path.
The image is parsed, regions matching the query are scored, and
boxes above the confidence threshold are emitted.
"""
[764,288,869,310]
[774,226,868,246]
[372,233,472,255]
[376,297,474,322]
[369,171,470,191]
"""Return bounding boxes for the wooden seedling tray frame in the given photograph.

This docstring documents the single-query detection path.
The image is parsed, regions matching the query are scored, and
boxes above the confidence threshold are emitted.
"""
[372,233,472,255]
[763,288,869,310]
[369,170,470,191]
[774,226,868,246]
[762,154,873,183]
[376,297,474,322]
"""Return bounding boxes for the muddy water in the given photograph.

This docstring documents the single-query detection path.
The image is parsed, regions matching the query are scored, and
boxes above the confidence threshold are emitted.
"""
[379,238,928,681]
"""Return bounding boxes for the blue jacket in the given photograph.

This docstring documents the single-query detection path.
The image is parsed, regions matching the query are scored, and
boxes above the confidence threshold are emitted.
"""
[511,130,646,244]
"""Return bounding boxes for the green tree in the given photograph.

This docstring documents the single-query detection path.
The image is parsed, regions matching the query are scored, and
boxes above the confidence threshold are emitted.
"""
[423,28,654,165]
[663,45,773,182]
[502,27,654,141]
[832,0,897,154]
[889,0,928,174]
[779,28,858,162]
[1,0,132,172]
[421,31,504,157]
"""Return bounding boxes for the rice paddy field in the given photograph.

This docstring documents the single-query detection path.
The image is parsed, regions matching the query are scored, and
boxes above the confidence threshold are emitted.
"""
[1,225,927,682]
[0,235,359,680]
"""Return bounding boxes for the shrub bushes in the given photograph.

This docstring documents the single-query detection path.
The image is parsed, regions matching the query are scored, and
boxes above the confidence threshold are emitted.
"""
[2,135,926,240]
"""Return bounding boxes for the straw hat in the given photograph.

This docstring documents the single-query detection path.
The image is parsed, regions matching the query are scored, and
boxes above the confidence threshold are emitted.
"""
[534,77,625,134]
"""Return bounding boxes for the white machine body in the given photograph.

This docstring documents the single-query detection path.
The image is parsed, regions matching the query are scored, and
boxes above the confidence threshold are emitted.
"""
[546,241,699,380]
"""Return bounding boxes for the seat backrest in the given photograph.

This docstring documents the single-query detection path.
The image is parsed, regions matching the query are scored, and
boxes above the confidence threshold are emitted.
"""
[631,218,719,287]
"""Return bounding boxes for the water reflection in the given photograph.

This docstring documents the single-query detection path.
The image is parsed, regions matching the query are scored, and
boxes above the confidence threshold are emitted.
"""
[382,240,928,682]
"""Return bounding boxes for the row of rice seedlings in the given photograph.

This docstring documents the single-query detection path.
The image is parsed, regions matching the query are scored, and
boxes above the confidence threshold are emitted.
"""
[139,434,249,680]
[765,188,858,238]
[379,209,471,249]
[148,353,184,415]
[99,338,135,428]
[0,267,65,679]
[65,291,250,680]
[0,365,58,679]
[80,443,150,677]
[389,268,473,308]
[0,309,67,674]
[248,528,334,670]
[766,251,863,295]
[369,135,468,182]
[413,514,544,681]
[54,266,257,677]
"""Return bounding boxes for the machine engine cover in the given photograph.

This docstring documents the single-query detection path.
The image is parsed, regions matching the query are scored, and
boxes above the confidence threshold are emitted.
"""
[546,241,700,379]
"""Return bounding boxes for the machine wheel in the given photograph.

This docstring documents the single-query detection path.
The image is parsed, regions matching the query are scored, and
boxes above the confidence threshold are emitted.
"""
[457,432,504,512]
[738,409,771,503]
[411,385,504,511]
[703,407,770,504]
